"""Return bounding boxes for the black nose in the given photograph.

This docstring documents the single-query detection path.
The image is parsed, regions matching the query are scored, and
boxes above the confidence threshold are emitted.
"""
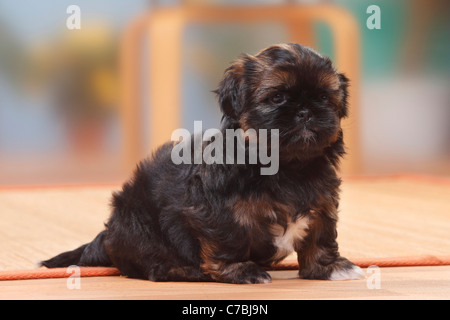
[296,110,311,122]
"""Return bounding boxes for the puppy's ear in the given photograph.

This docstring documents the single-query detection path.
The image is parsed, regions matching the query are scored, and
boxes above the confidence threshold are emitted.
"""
[337,73,350,118]
[215,55,251,119]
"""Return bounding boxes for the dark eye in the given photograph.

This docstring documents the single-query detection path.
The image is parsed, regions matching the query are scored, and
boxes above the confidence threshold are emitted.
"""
[271,93,285,104]
[321,95,328,101]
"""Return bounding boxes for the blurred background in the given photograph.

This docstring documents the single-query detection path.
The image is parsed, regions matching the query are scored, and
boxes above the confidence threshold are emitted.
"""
[0,0,449,186]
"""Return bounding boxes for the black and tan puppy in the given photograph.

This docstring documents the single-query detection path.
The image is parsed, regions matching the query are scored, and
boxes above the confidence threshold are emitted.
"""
[42,43,364,283]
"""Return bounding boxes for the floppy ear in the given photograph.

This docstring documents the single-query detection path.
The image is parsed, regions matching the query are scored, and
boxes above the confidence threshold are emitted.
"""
[337,73,350,118]
[214,56,249,120]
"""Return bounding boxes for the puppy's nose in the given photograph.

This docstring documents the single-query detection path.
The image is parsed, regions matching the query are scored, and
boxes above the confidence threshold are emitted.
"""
[296,110,311,122]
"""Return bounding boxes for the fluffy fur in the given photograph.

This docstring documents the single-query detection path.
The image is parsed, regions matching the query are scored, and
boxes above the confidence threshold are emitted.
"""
[41,43,364,283]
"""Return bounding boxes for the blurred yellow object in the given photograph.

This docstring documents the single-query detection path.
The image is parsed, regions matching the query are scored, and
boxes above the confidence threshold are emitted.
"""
[120,4,360,175]
[63,23,113,51]
[90,67,118,108]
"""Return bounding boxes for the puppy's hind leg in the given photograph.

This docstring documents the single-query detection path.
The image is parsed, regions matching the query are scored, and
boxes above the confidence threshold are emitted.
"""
[202,261,272,284]
[148,264,212,282]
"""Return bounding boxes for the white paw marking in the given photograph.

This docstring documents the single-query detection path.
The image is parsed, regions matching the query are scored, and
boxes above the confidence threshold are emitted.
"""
[329,265,366,281]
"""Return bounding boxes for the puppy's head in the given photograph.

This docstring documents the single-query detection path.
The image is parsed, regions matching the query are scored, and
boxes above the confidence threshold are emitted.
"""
[216,43,349,162]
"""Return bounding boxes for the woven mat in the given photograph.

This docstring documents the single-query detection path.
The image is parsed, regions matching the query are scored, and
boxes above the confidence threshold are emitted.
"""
[1,175,449,280]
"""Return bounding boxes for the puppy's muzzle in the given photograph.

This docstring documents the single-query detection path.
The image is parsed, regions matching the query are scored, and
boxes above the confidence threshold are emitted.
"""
[296,109,312,123]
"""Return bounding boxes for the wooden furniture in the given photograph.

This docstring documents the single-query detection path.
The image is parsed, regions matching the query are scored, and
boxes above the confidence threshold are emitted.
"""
[119,4,361,174]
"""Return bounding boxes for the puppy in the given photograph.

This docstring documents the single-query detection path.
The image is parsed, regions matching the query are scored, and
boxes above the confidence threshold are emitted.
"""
[42,43,364,283]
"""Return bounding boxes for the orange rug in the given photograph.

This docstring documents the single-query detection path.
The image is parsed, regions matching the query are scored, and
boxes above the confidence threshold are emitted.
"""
[1,175,449,281]
[1,255,450,281]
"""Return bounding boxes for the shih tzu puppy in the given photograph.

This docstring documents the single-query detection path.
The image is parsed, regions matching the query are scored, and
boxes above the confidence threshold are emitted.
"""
[42,43,365,283]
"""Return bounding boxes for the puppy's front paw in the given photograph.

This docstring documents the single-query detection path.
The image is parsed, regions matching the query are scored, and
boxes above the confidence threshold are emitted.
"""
[329,264,365,281]
[299,257,365,280]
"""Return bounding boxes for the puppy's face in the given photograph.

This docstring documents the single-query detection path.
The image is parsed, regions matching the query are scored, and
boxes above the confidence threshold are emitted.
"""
[216,43,349,161]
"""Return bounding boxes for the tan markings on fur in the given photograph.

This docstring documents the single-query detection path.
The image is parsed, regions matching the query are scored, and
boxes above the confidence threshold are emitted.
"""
[225,58,245,77]
[199,238,219,266]
[277,43,302,60]
[238,113,251,132]
[200,253,248,282]
[254,43,301,63]
[201,260,221,275]
[200,246,244,282]
[328,128,341,145]
[239,126,258,141]
[199,238,226,280]
[259,69,295,90]
[232,197,277,228]
[232,196,295,229]
[338,78,345,101]
[320,73,340,91]
[303,45,324,58]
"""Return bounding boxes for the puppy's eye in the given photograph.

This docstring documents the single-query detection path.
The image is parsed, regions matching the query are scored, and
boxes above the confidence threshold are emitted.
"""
[271,93,285,104]
[321,95,328,101]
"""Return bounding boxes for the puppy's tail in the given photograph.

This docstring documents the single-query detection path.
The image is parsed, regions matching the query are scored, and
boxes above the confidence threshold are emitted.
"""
[40,230,111,268]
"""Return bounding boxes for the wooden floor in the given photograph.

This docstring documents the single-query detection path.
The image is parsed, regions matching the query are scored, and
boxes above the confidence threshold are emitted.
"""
[1,175,450,300]
[1,267,449,300]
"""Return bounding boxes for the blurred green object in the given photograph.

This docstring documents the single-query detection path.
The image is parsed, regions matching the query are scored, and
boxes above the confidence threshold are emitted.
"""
[336,0,450,78]
[0,16,25,88]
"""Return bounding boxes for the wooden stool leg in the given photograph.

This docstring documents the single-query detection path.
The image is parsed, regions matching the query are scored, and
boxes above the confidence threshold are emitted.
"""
[148,11,184,153]
[120,14,151,174]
